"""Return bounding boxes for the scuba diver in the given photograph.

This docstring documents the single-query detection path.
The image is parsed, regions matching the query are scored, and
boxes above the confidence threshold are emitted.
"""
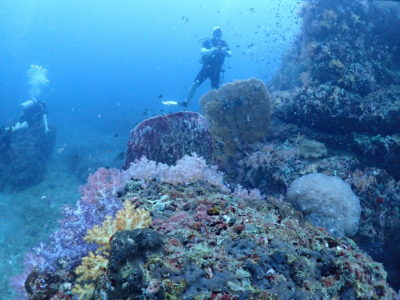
[182,26,232,106]
[12,99,49,133]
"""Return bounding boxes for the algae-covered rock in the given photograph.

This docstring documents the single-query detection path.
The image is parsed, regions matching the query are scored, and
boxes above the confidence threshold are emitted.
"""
[105,229,164,299]
[200,78,272,178]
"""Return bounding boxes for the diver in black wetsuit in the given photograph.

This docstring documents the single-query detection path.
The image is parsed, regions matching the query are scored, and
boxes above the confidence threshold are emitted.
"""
[12,99,49,133]
[182,26,232,106]
[0,99,49,151]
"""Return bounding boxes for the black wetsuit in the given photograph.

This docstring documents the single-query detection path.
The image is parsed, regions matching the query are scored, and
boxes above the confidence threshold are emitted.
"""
[194,38,230,89]
[20,100,46,127]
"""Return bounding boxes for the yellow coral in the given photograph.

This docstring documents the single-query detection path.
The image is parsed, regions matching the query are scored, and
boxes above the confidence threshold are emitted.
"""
[72,283,96,300]
[84,201,151,252]
[75,252,108,282]
[73,202,152,298]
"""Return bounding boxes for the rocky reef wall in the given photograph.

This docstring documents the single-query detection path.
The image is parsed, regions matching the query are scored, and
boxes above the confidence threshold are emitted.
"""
[270,0,400,179]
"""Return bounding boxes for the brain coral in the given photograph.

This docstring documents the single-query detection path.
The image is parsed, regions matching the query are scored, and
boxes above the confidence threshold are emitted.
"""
[287,173,360,237]
[200,78,272,177]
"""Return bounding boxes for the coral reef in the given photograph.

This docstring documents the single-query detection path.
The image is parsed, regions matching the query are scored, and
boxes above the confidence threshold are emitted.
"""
[236,142,359,195]
[267,0,400,287]
[17,154,228,298]
[15,2,400,294]
[348,168,400,289]
[73,201,152,298]
[200,78,272,179]
[25,174,397,299]
[270,0,400,179]
[124,111,213,167]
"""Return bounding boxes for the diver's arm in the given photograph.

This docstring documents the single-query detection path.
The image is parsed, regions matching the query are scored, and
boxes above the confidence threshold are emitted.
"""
[43,114,49,133]
[222,42,232,57]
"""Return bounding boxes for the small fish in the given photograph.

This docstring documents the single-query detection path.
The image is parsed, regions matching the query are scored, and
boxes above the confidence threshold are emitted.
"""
[143,108,148,116]
[248,43,254,48]
[114,133,119,138]
[161,100,178,106]
[158,94,164,99]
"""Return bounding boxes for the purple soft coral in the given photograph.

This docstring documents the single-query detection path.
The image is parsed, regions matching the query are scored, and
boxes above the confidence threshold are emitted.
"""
[33,168,126,271]
[33,196,122,271]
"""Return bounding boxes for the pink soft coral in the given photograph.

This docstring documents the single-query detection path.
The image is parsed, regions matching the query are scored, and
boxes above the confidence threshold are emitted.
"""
[79,168,126,204]
[125,154,228,191]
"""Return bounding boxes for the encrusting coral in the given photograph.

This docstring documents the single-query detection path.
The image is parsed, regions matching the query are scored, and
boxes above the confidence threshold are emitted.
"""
[73,201,151,298]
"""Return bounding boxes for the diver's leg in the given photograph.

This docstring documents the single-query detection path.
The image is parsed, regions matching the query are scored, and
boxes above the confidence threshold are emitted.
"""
[182,67,207,106]
[184,81,201,105]
[210,70,221,89]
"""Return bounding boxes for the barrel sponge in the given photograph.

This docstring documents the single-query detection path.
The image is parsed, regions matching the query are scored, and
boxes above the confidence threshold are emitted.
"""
[287,173,360,237]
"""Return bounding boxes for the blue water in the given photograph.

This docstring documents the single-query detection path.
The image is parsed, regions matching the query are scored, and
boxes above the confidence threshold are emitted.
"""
[0,0,299,297]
